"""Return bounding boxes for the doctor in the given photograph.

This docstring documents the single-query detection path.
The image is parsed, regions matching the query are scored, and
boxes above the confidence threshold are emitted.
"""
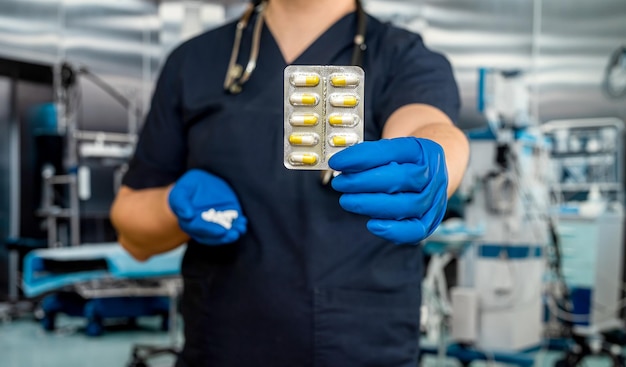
[111,0,469,365]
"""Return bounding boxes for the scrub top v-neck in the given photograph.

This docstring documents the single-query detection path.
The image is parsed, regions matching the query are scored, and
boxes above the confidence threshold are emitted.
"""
[123,9,460,367]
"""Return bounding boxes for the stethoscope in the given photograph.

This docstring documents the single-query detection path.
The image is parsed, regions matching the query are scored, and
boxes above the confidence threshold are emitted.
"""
[223,0,368,94]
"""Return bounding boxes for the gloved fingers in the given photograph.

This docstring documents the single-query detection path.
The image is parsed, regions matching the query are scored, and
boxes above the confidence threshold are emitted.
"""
[339,191,437,220]
[331,162,430,194]
[196,216,246,245]
[329,137,428,173]
[415,192,448,239]
[217,227,245,244]
[181,218,228,243]
[366,218,427,245]
[366,200,447,244]
[421,186,449,236]
[191,224,246,245]
[189,186,239,211]
[194,230,242,245]
[168,185,195,220]
[230,215,248,235]
[169,169,221,220]
[182,209,248,244]
[184,168,231,189]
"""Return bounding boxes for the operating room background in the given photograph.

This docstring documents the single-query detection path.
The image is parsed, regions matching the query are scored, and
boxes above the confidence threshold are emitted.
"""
[0,0,625,299]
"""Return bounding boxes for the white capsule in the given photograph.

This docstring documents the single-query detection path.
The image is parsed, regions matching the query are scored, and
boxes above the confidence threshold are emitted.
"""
[290,93,320,106]
[329,93,359,107]
[329,134,359,147]
[330,74,360,87]
[290,73,321,87]
[328,113,359,127]
[288,152,319,165]
[288,133,320,146]
[289,113,319,126]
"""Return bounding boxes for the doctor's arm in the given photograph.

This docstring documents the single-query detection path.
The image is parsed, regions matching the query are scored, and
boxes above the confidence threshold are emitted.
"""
[112,169,248,261]
[111,185,189,261]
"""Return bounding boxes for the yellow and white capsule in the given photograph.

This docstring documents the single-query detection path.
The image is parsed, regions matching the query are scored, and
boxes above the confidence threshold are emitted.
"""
[329,93,359,107]
[330,74,360,87]
[290,73,321,87]
[289,113,319,126]
[288,133,320,146]
[328,113,359,127]
[288,152,319,166]
[289,93,320,106]
[329,134,359,147]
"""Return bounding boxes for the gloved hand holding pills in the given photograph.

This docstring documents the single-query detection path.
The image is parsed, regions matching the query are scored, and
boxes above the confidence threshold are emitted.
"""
[168,169,247,245]
[283,66,448,244]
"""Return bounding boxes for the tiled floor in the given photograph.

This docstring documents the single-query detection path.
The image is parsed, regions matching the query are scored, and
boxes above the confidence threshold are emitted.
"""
[0,315,177,367]
[0,314,621,367]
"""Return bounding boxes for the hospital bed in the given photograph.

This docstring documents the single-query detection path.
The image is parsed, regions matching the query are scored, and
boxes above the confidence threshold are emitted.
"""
[21,243,184,337]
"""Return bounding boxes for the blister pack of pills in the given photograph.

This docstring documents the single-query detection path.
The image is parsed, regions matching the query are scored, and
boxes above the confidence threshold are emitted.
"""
[283,65,364,170]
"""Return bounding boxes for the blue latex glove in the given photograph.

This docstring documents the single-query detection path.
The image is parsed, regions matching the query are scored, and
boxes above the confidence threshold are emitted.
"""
[329,137,448,245]
[168,169,247,245]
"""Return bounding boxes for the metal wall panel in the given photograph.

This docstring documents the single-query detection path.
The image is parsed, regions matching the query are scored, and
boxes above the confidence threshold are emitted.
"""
[0,77,10,237]
[16,81,55,240]
[366,0,536,128]
[0,0,62,66]
[1,0,623,130]
[0,77,11,295]
[366,0,626,128]
[537,0,626,124]
[159,0,227,55]
[61,0,161,133]
[0,0,160,133]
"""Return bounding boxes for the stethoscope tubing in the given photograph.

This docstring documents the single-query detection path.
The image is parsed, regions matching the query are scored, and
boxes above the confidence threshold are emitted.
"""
[224,0,367,94]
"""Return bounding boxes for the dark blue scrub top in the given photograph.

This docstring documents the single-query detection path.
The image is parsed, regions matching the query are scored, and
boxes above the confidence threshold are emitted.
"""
[123,10,459,367]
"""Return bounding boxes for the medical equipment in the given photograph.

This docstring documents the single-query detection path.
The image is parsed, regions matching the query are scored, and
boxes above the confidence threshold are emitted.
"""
[541,119,625,342]
[36,63,138,249]
[21,243,184,337]
[553,210,624,332]
[457,135,549,351]
[284,66,364,170]
[419,221,537,367]
[444,68,551,354]
[542,118,624,204]
[420,221,482,359]
[224,0,367,94]
[602,45,626,99]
